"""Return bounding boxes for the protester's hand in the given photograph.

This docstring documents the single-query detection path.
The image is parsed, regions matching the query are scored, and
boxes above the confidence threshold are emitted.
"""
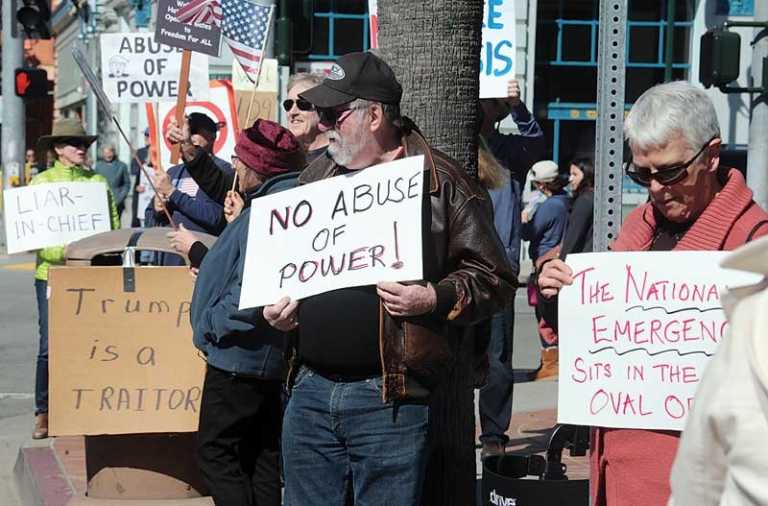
[189,267,199,280]
[167,223,198,256]
[136,184,146,193]
[377,282,436,317]
[166,118,191,146]
[153,194,166,213]
[153,167,173,197]
[264,297,299,331]
[506,79,521,107]
[521,210,530,223]
[224,191,245,223]
[538,259,574,299]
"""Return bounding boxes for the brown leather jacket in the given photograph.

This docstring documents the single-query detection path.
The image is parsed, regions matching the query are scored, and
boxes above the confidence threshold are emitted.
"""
[289,127,516,402]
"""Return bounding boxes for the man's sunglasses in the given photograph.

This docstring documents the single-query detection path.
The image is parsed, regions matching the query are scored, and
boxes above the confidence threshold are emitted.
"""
[316,103,367,127]
[624,136,718,187]
[282,99,314,112]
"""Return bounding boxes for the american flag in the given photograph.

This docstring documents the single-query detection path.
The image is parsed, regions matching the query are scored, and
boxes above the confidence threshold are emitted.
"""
[176,0,223,26]
[222,0,274,83]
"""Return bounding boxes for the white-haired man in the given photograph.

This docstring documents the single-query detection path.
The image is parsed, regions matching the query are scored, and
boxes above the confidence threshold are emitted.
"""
[538,80,768,505]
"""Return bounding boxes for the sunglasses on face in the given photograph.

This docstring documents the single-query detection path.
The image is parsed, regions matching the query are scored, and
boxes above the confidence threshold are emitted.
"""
[282,99,315,112]
[317,104,367,128]
[61,138,89,150]
[624,137,718,187]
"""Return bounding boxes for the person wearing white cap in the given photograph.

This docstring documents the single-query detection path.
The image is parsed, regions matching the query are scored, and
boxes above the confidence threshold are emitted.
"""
[522,160,570,380]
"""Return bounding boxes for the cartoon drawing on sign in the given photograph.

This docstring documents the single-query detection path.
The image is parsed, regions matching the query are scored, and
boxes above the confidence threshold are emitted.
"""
[107,55,129,78]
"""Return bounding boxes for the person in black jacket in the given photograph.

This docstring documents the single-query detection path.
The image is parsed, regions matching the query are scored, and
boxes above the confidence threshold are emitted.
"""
[561,157,595,256]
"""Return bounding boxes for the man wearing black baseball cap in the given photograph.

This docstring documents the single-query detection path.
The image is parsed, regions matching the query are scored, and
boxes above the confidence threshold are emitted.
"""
[145,112,234,264]
[265,51,515,506]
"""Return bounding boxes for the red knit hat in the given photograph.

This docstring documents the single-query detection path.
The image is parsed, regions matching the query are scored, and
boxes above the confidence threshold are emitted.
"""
[234,119,305,177]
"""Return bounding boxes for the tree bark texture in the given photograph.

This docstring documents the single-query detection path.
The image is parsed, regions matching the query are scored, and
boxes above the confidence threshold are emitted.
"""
[378,1,483,176]
[378,3,484,506]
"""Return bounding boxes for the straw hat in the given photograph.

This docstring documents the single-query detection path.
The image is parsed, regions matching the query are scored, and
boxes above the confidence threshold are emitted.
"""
[36,118,98,152]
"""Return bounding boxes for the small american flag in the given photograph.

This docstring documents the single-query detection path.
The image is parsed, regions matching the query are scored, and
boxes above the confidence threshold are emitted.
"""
[222,0,274,83]
[176,0,223,26]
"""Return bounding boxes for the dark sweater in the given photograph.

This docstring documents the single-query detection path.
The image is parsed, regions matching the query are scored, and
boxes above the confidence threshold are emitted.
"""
[560,189,594,258]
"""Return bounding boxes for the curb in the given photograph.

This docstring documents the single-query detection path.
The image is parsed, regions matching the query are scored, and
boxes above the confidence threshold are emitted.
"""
[14,443,74,506]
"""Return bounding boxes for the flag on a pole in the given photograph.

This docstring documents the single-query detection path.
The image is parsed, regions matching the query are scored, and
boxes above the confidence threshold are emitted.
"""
[176,0,223,26]
[222,0,274,83]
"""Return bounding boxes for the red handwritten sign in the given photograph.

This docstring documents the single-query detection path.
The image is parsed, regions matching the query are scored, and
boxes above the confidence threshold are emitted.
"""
[557,251,760,430]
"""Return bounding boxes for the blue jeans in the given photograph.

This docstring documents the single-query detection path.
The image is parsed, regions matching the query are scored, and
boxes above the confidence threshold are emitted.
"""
[34,279,48,415]
[282,367,429,506]
[479,303,515,444]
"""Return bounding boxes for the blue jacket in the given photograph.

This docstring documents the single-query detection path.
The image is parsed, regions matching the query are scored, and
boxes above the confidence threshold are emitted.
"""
[522,192,571,262]
[484,103,546,277]
[488,179,521,279]
[145,156,233,265]
[190,172,299,377]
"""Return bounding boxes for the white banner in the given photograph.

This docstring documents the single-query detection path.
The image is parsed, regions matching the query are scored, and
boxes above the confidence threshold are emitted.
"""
[3,182,111,254]
[240,156,426,309]
[480,0,517,98]
[557,251,761,431]
[100,32,209,103]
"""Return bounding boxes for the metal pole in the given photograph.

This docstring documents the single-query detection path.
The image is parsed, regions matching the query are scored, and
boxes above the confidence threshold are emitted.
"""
[593,0,627,251]
[747,1,768,210]
[664,0,676,82]
[2,2,26,191]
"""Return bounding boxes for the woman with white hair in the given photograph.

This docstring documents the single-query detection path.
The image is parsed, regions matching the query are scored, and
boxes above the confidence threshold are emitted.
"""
[538,80,768,506]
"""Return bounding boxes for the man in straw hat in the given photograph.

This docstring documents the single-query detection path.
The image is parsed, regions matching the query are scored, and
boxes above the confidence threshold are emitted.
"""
[30,118,120,439]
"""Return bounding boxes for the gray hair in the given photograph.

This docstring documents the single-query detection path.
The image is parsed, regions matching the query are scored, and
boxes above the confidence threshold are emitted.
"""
[350,98,403,131]
[287,72,324,93]
[624,81,720,152]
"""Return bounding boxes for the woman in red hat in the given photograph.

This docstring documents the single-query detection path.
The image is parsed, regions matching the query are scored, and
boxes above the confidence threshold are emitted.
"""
[167,119,304,506]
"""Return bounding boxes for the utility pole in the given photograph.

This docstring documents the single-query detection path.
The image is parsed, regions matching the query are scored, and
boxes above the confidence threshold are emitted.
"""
[747,0,768,210]
[2,1,27,192]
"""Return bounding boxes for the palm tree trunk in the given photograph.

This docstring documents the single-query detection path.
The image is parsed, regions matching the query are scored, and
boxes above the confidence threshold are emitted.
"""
[378,0,483,176]
[378,3,484,505]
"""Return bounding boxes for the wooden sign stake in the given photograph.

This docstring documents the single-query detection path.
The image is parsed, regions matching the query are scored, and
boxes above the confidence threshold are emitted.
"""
[171,49,193,164]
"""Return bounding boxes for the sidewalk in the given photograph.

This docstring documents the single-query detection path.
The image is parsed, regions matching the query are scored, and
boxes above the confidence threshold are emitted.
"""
[14,294,583,503]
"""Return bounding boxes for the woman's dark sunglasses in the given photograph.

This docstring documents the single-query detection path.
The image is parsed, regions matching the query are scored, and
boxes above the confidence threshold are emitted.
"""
[624,136,718,187]
[282,99,314,112]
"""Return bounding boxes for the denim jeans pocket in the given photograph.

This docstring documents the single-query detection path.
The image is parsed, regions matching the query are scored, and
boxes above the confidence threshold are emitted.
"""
[292,366,313,391]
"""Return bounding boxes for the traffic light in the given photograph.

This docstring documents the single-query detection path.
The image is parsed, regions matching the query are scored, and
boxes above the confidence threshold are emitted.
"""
[16,0,52,39]
[699,29,741,89]
[14,68,49,99]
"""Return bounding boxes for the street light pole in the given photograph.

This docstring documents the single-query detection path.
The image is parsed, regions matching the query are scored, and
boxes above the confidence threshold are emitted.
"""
[2,0,27,191]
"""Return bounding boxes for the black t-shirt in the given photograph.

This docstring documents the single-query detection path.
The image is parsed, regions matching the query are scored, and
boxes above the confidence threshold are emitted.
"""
[297,286,381,377]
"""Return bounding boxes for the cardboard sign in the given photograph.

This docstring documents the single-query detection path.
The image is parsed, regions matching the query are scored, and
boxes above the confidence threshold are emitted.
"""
[155,0,222,57]
[557,251,761,431]
[3,182,111,255]
[48,267,205,436]
[235,90,278,127]
[480,0,516,98]
[100,32,210,103]
[146,80,239,172]
[239,156,426,309]
[232,58,278,92]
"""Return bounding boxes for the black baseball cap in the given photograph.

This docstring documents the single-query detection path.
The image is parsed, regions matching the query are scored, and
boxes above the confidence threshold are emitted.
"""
[188,112,219,138]
[300,52,403,108]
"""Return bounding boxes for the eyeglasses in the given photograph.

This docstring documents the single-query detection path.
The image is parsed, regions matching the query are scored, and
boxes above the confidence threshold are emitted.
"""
[624,136,718,187]
[317,103,367,128]
[282,99,315,112]
[62,138,90,150]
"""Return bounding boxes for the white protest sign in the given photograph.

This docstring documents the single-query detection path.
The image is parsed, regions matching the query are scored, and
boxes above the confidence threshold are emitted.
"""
[557,251,762,431]
[100,32,209,103]
[480,0,516,98]
[240,156,425,309]
[3,182,111,254]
